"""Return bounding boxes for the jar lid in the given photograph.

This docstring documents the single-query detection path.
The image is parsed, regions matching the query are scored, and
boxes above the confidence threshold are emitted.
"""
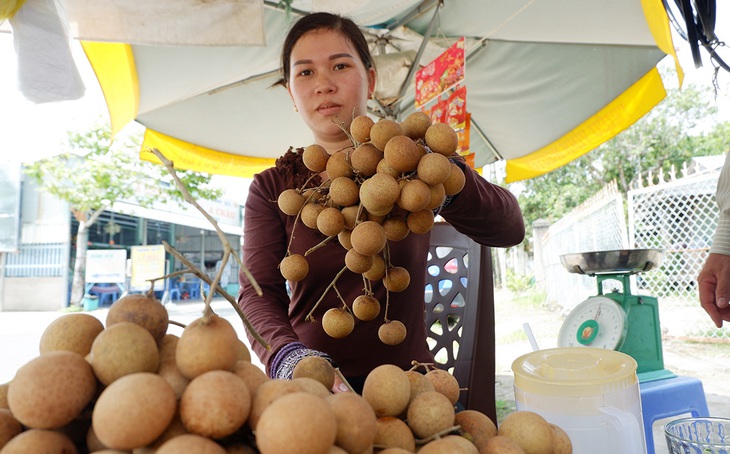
[512,347,638,397]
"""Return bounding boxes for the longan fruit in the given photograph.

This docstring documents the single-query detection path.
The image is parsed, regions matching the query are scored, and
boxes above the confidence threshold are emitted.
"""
[329,176,359,207]
[425,369,461,405]
[359,173,400,214]
[443,162,466,195]
[292,356,335,391]
[374,416,416,451]
[376,158,401,178]
[316,207,345,237]
[302,144,329,172]
[340,205,361,230]
[383,267,410,292]
[302,187,322,203]
[350,143,383,177]
[406,391,455,439]
[350,221,387,257]
[405,370,435,403]
[370,119,404,151]
[363,365,410,418]
[384,135,421,173]
[277,189,305,216]
[551,423,573,454]
[352,294,381,321]
[280,254,309,282]
[427,183,447,210]
[396,179,431,212]
[425,122,459,156]
[382,215,409,241]
[407,209,435,234]
[497,411,554,454]
[455,409,497,451]
[326,150,354,179]
[363,254,386,281]
[322,308,355,339]
[337,229,353,250]
[350,115,375,143]
[345,248,374,274]
[378,320,407,346]
[402,111,432,140]
[417,152,452,186]
[483,435,527,454]
[300,203,324,230]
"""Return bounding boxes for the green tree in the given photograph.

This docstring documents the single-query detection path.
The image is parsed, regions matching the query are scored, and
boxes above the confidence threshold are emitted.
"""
[24,123,223,307]
[514,81,730,244]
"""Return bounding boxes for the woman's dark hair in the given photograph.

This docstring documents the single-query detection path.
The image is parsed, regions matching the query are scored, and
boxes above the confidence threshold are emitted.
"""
[274,12,374,87]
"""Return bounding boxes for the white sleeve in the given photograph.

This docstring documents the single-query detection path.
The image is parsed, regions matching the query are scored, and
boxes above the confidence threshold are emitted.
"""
[710,153,730,255]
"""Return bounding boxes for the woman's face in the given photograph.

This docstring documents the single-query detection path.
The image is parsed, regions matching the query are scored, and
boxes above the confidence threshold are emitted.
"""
[287,28,375,151]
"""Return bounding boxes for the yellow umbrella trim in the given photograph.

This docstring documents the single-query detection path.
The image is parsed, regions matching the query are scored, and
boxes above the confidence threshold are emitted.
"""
[642,0,684,86]
[0,0,27,20]
[81,41,139,138]
[140,129,276,178]
[505,67,667,183]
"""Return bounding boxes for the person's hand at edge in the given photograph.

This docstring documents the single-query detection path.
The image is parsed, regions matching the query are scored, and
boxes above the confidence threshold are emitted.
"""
[698,253,730,328]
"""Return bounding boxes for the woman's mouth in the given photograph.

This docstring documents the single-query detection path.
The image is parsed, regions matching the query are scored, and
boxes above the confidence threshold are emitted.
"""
[317,103,342,115]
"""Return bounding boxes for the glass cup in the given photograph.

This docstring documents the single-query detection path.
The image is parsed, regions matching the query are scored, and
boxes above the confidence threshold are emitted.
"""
[665,417,730,454]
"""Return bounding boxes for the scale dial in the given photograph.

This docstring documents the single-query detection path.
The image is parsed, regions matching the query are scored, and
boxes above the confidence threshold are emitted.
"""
[557,296,628,350]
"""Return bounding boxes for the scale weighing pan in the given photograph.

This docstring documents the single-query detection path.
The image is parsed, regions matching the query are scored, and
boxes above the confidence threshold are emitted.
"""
[560,249,663,275]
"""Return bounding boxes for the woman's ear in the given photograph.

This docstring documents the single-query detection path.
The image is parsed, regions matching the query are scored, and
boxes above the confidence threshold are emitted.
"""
[287,84,297,111]
[367,68,377,99]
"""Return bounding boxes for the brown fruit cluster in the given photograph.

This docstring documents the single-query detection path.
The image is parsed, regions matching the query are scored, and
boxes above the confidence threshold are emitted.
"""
[0,295,257,452]
[277,112,466,345]
[1,298,569,454]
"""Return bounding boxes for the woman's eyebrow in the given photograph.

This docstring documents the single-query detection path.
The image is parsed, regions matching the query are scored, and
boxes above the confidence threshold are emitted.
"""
[292,53,355,67]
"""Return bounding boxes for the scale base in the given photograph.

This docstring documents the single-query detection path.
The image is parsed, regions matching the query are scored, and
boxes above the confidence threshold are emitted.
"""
[638,369,677,383]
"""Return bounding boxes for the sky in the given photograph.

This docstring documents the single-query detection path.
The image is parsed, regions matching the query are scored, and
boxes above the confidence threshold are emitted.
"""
[1,4,729,175]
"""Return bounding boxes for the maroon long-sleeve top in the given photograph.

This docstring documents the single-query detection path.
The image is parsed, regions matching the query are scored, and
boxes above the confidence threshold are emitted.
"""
[238,149,524,380]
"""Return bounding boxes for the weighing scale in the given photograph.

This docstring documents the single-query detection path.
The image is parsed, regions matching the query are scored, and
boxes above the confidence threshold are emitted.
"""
[557,249,675,382]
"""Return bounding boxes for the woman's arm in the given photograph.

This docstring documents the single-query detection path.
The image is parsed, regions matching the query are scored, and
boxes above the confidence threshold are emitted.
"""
[238,172,300,375]
[440,163,525,248]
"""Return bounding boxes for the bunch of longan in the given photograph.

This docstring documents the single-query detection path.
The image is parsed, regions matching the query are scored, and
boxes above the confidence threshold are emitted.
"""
[276,112,466,345]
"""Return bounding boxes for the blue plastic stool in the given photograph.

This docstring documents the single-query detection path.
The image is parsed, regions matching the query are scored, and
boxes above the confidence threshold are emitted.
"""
[639,375,710,454]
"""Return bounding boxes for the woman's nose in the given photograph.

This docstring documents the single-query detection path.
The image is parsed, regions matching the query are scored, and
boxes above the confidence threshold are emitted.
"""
[315,73,335,94]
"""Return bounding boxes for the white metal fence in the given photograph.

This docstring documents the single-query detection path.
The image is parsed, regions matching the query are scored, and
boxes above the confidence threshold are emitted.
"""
[537,165,726,340]
[537,181,628,311]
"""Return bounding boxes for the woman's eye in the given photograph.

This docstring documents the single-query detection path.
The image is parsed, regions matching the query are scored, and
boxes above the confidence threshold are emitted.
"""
[297,69,313,77]
[334,63,348,71]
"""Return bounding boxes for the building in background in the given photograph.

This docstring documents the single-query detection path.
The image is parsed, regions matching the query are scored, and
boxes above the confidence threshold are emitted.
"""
[0,164,244,311]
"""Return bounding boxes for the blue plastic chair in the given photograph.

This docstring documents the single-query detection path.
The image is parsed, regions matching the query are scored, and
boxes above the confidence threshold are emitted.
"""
[186,279,201,299]
[639,375,710,454]
[168,279,181,301]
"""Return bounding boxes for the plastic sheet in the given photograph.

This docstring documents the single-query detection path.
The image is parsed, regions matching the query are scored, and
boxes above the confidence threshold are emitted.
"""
[8,0,85,103]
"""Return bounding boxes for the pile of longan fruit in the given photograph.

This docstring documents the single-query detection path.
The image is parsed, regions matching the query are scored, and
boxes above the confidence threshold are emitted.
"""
[277,112,466,345]
[0,295,572,453]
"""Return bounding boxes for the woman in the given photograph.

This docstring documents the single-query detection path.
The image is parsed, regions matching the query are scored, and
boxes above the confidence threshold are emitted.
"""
[238,12,524,394]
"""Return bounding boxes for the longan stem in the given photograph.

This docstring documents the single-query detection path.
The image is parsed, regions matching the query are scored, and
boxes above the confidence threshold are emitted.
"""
[333,284,349,311]
[410,361,436,373]
[168,320,186,329]
[305,265,348,321]
[149,148,262,298]
[304,235,334,256]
